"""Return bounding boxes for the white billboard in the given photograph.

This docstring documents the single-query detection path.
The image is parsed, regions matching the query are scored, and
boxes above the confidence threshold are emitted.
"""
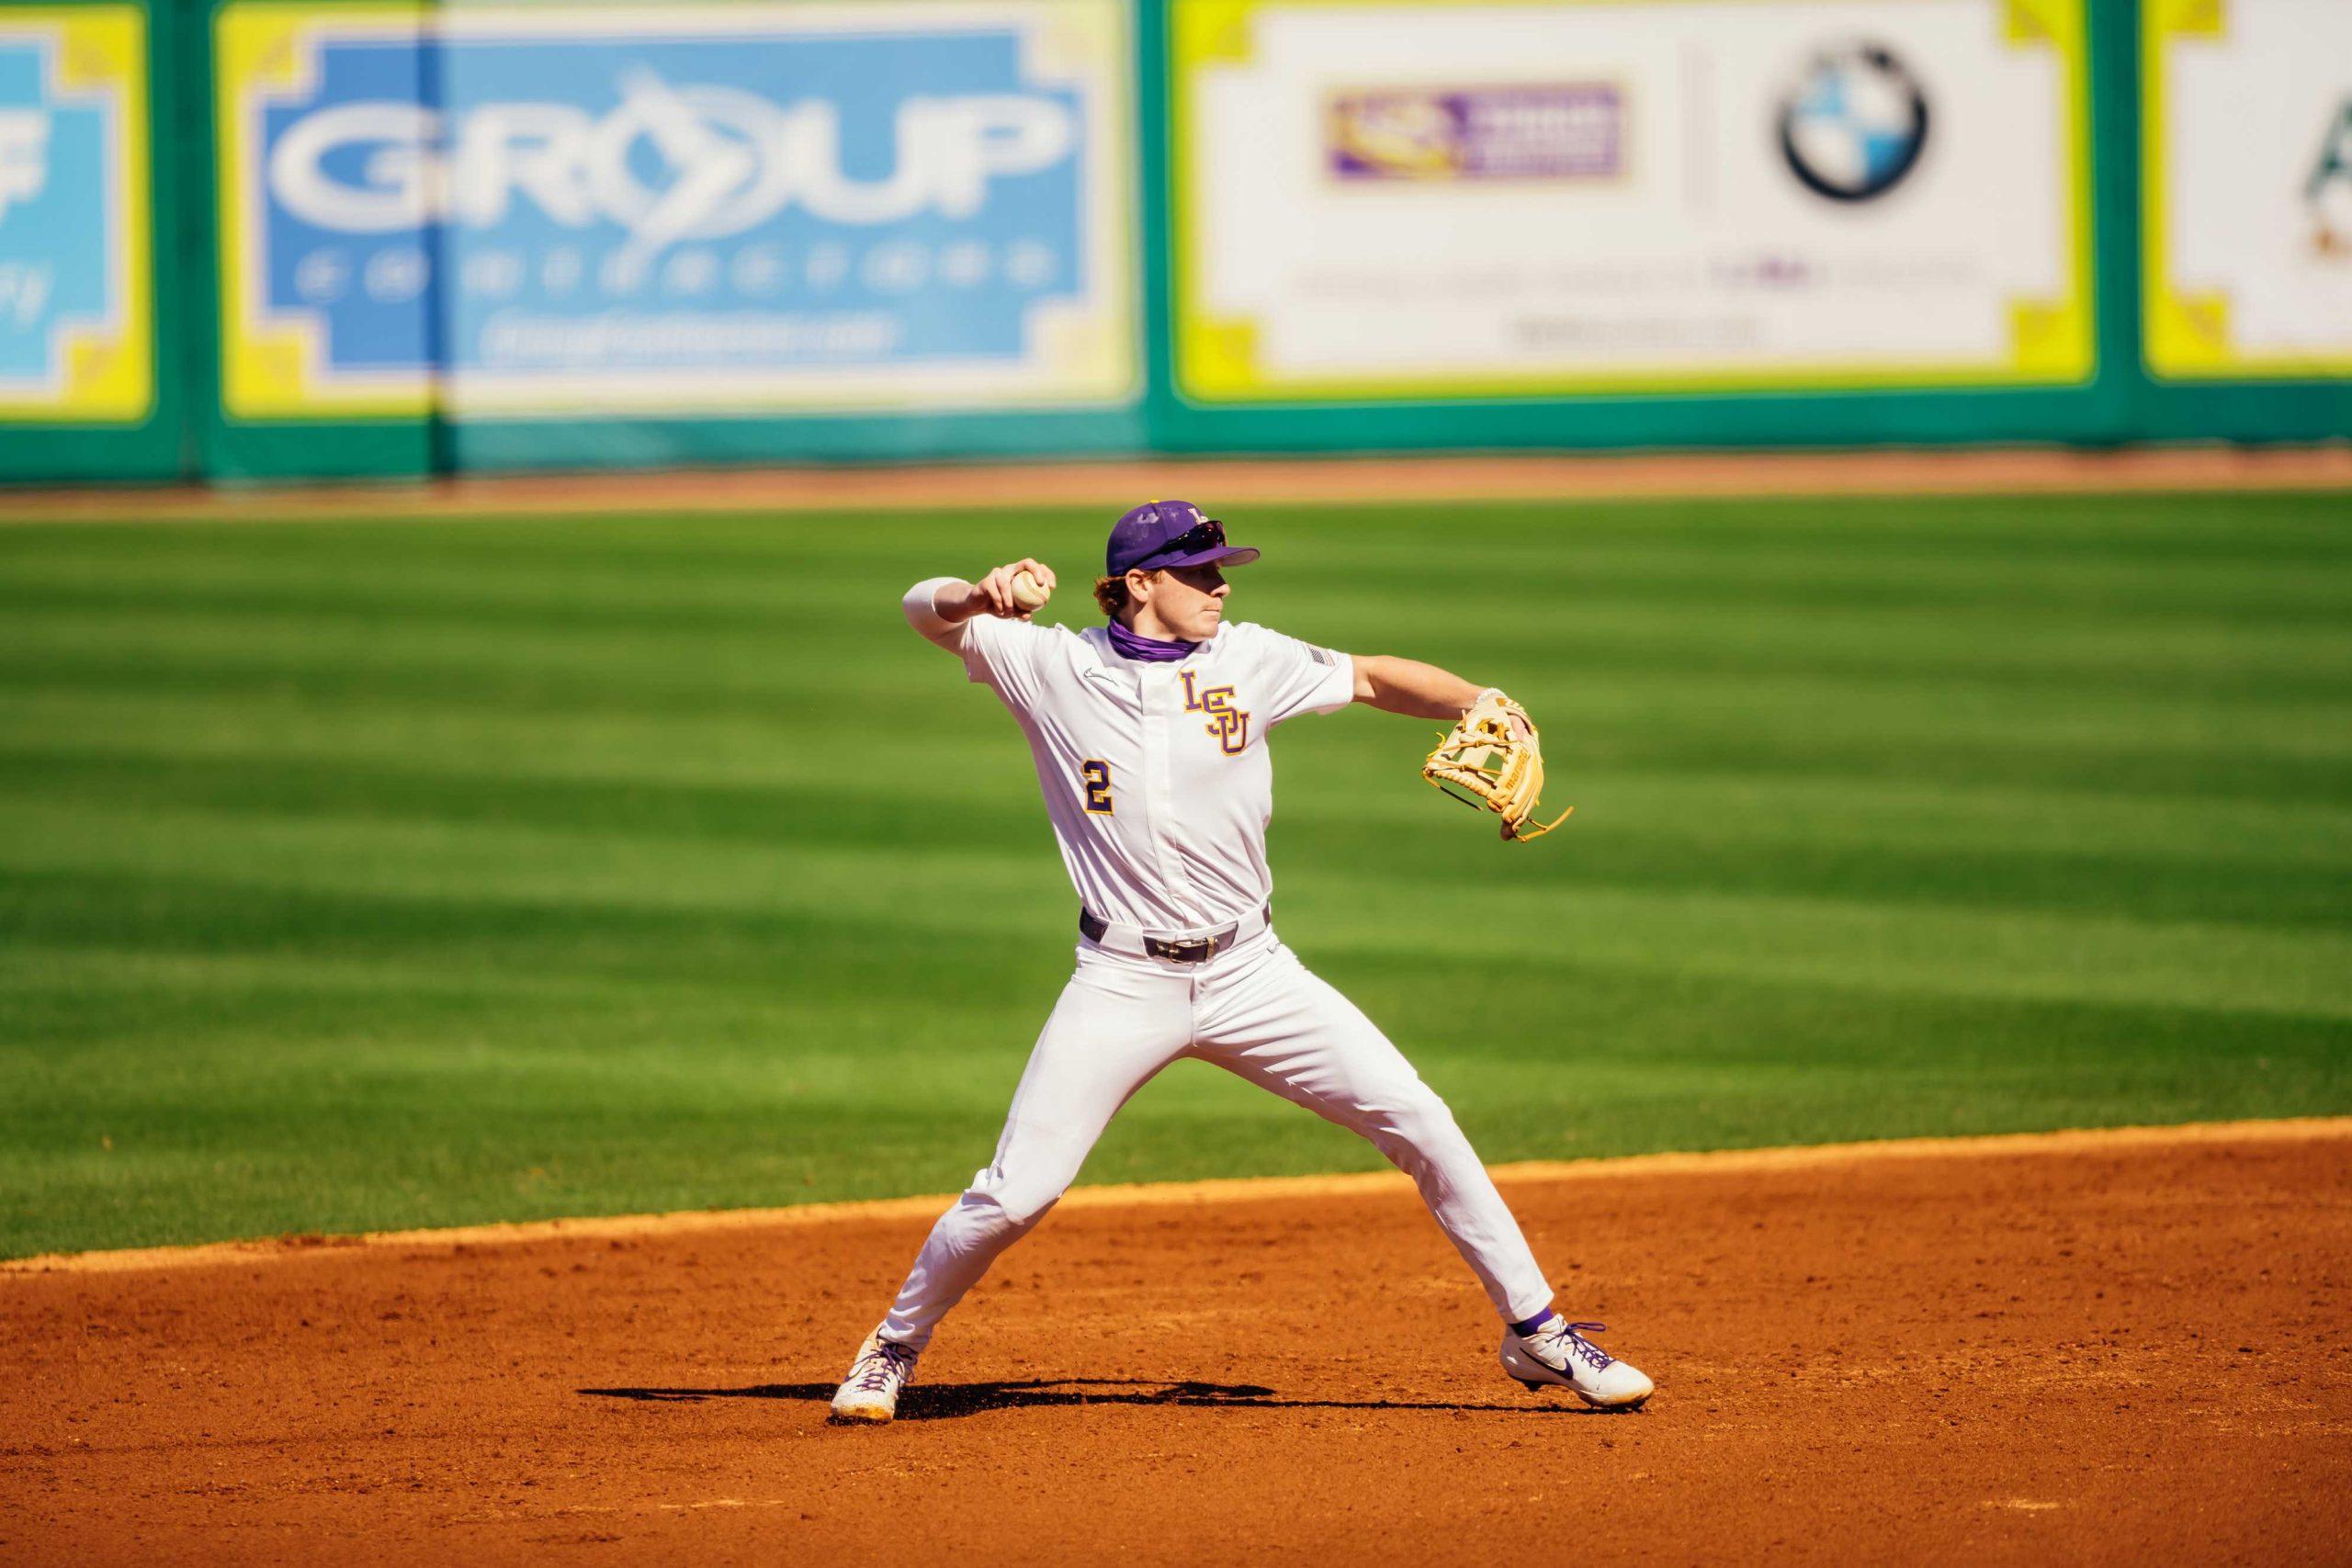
[1171,0,2091,402]
[2143,0,2352,379]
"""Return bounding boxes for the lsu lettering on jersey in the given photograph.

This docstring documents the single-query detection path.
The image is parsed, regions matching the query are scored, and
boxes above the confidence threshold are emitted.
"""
[905,579,1354,931]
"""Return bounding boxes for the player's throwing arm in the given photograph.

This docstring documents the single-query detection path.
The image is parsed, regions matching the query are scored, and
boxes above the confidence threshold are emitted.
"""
[937,558,1057,622]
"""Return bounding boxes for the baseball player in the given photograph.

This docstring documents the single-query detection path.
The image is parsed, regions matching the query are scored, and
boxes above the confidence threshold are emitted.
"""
[830,501,1653,1422]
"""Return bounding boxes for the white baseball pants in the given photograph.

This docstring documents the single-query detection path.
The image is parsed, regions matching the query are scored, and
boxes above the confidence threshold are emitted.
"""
[878,929,1556,1349]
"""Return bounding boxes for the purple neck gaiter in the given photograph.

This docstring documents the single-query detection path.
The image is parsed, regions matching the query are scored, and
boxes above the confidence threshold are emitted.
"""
[1107,621,1198,662]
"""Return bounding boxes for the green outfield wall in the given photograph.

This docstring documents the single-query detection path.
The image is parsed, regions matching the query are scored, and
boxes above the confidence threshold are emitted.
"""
[0,0,2344,484]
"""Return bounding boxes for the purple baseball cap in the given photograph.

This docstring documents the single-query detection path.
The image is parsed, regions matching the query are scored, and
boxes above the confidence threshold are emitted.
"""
[1104,499,1261,576]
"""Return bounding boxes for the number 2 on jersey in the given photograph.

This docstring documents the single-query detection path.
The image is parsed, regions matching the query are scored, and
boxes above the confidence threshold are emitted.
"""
[1080,759,1114,815]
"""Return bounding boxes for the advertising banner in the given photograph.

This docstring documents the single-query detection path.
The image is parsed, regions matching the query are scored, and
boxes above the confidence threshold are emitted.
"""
[216,0,1136,420]
[1171,0,2092,403]
[2143,0,2352,380]
[0,5,150,423]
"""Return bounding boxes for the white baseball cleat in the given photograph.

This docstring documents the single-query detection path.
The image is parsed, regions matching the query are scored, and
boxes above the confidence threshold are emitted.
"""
[829,1327,920,1424]
[1500,1318,1655,1409]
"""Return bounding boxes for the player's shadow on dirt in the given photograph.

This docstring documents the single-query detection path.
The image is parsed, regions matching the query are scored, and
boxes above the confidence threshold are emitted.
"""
[581,1378,1622,1420]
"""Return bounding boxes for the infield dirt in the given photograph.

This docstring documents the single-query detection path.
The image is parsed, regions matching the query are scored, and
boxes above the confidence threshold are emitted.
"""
[6,1121,2348,1564]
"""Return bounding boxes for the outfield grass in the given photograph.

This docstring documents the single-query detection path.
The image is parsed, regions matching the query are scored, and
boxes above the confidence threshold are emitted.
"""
[3,491,2349,1258]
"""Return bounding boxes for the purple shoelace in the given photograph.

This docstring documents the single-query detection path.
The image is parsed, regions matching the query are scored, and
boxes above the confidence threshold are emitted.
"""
[853,1340,917,1393]
[1545,1321,1616,1371]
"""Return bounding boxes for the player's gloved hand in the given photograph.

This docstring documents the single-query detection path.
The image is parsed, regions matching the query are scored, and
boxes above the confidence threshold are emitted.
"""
[972,558,1057,620]
[1421,689,1572,843]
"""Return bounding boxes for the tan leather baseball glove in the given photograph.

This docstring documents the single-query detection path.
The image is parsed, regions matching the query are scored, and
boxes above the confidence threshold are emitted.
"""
[1421,690,1572,843]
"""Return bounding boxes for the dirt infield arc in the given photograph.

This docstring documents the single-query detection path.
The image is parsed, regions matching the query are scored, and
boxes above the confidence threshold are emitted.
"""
[6,1120,2349,1564]
[5,443,2350,524]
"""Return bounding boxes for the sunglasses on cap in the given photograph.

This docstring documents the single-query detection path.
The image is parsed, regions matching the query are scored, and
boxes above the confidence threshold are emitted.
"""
[1141,518,1226,564]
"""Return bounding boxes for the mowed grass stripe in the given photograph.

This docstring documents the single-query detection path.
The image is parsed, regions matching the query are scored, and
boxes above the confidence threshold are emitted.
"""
[5,760,2350,937]
[10,742,2352,864]
[11,610,2352,716]
[6,684,2349,809]
[1,492,2347,1256]
[6,819,2345,1019]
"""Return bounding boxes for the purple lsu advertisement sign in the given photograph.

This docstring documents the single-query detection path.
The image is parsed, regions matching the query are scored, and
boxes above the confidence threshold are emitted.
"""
[1326,84,1626,183]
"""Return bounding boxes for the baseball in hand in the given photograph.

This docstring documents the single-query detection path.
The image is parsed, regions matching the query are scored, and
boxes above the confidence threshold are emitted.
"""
[1010,569,1052,613]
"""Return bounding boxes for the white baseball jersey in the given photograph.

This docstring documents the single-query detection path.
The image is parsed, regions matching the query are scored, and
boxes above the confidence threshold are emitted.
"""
[904,579,1354,932]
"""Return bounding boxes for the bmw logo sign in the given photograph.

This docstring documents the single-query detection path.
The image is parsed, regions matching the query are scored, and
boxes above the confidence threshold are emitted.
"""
[1778,43,1930,203]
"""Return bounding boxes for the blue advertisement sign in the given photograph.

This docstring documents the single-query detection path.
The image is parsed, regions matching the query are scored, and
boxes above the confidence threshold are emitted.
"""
[0,7,150,422]
[218,2,1136,418]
